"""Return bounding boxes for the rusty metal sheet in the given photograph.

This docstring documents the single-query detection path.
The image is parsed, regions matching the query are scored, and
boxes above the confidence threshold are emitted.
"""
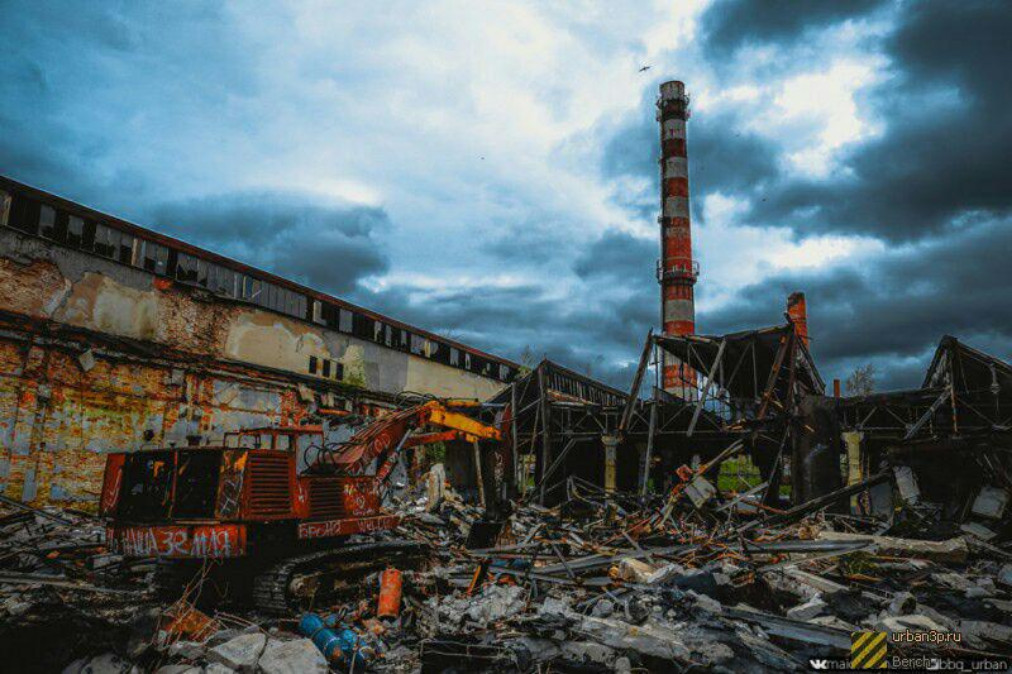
[297,514,399,540]
[98,453,125,516]
[109,523,246,558]
[338,478,380,517]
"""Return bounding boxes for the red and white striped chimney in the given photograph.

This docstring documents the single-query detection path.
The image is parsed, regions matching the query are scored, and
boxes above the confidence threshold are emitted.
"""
[657,80,698,396]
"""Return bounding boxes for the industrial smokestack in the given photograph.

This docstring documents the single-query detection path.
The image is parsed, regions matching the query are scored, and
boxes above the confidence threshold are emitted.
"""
[787,291,809,348]
[657,80,698,395]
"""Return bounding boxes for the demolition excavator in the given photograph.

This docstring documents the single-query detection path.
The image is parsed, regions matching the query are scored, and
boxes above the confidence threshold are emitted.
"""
[99,399,511,611]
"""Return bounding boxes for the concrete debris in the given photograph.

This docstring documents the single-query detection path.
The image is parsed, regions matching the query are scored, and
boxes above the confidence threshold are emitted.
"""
[972,486,1010,520]
[207,633,267,671]
[4,423,1012,673]
[257,639,328,674]
[785,595,827,621]
[818,531,970,563]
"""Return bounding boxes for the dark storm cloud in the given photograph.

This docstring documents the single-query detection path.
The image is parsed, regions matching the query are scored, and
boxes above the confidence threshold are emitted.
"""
[603,1,1012,393]
[351,229,661,389]
[700,217,1012,391]
[0,1,259,217]
[573,229,655,280]
[152,193,390,295]
[601,86,780,224]
[755,1,1012,241]
[700,0,887,56]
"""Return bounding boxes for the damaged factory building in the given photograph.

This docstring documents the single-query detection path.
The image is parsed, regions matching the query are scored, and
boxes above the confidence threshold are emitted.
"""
[0,174,519,506]
[1,79,1011,673]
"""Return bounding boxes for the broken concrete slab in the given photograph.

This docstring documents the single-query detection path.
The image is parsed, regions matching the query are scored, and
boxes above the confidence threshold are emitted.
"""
[613,557,657,583]
[818,531,968,563]
[893,466,920,504]
[154,666,201,674]
[959,620,1012,650]
[972,486,1009,519]
[887,591,917,615]
[786,595,827,621]
[204,664,235,674]
[206,633,266,672]
[876,614,949,634]
[257,638,328,674]
[961,521,998,541]
[572,615,692,663]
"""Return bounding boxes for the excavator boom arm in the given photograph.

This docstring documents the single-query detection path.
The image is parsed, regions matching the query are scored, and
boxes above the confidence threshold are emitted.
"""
[327,401,499,475]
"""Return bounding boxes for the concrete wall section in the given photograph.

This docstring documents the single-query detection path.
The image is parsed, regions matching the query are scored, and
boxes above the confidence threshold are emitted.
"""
[0,329,316,506]
[0,228,505,401]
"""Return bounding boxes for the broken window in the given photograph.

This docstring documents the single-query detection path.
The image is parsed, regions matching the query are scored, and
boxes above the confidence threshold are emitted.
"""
[7,195,39,235]
[171,451,221,519]
[320,302,339,328]
[116,451,176,521]
[176,252,200,282]
[410,334,425,355]
[464,352,472,370]
[385,324,393,346]
[119,233,135,264]
[212,265,236,296]
[309,355,318,374]
[93,224,119,258]
[322,359,331,378]
[136,240,169,273]
[240,275,262,301]
[312,300,324,324]
[450,348,460,367]
[66,216,84,248]
[195,258,209,286]
[39,205,58,240]
[333,361,344,380]
[339,308,353,333]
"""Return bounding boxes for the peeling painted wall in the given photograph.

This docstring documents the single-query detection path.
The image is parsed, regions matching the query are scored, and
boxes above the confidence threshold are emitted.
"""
[0,333,318,507]
[0,229,504,400]
[0,228,506,507]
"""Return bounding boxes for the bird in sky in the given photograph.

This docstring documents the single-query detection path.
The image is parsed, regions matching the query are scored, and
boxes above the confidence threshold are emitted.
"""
[639,65,652,72]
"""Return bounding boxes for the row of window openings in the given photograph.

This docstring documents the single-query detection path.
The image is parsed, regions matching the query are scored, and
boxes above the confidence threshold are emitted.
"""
[308,356,344,381]
[176,252,307,318]
[2,192,515,381]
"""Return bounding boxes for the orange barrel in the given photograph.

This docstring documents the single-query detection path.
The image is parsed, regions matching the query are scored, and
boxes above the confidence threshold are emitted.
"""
[377,567,402,619]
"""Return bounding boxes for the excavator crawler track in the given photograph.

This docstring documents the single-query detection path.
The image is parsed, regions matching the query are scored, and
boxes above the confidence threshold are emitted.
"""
[252,540,427,614]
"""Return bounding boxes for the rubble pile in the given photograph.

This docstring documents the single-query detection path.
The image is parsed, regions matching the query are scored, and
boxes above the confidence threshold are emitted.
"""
[0,497,156,671]
[3,466,1012,672]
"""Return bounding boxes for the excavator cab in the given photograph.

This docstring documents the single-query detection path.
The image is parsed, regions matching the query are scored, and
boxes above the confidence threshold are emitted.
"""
[99,400,512,610]
[100,424,389,560]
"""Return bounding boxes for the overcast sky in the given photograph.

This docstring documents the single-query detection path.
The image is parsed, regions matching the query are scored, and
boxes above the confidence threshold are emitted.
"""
[2,1,1010,393]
